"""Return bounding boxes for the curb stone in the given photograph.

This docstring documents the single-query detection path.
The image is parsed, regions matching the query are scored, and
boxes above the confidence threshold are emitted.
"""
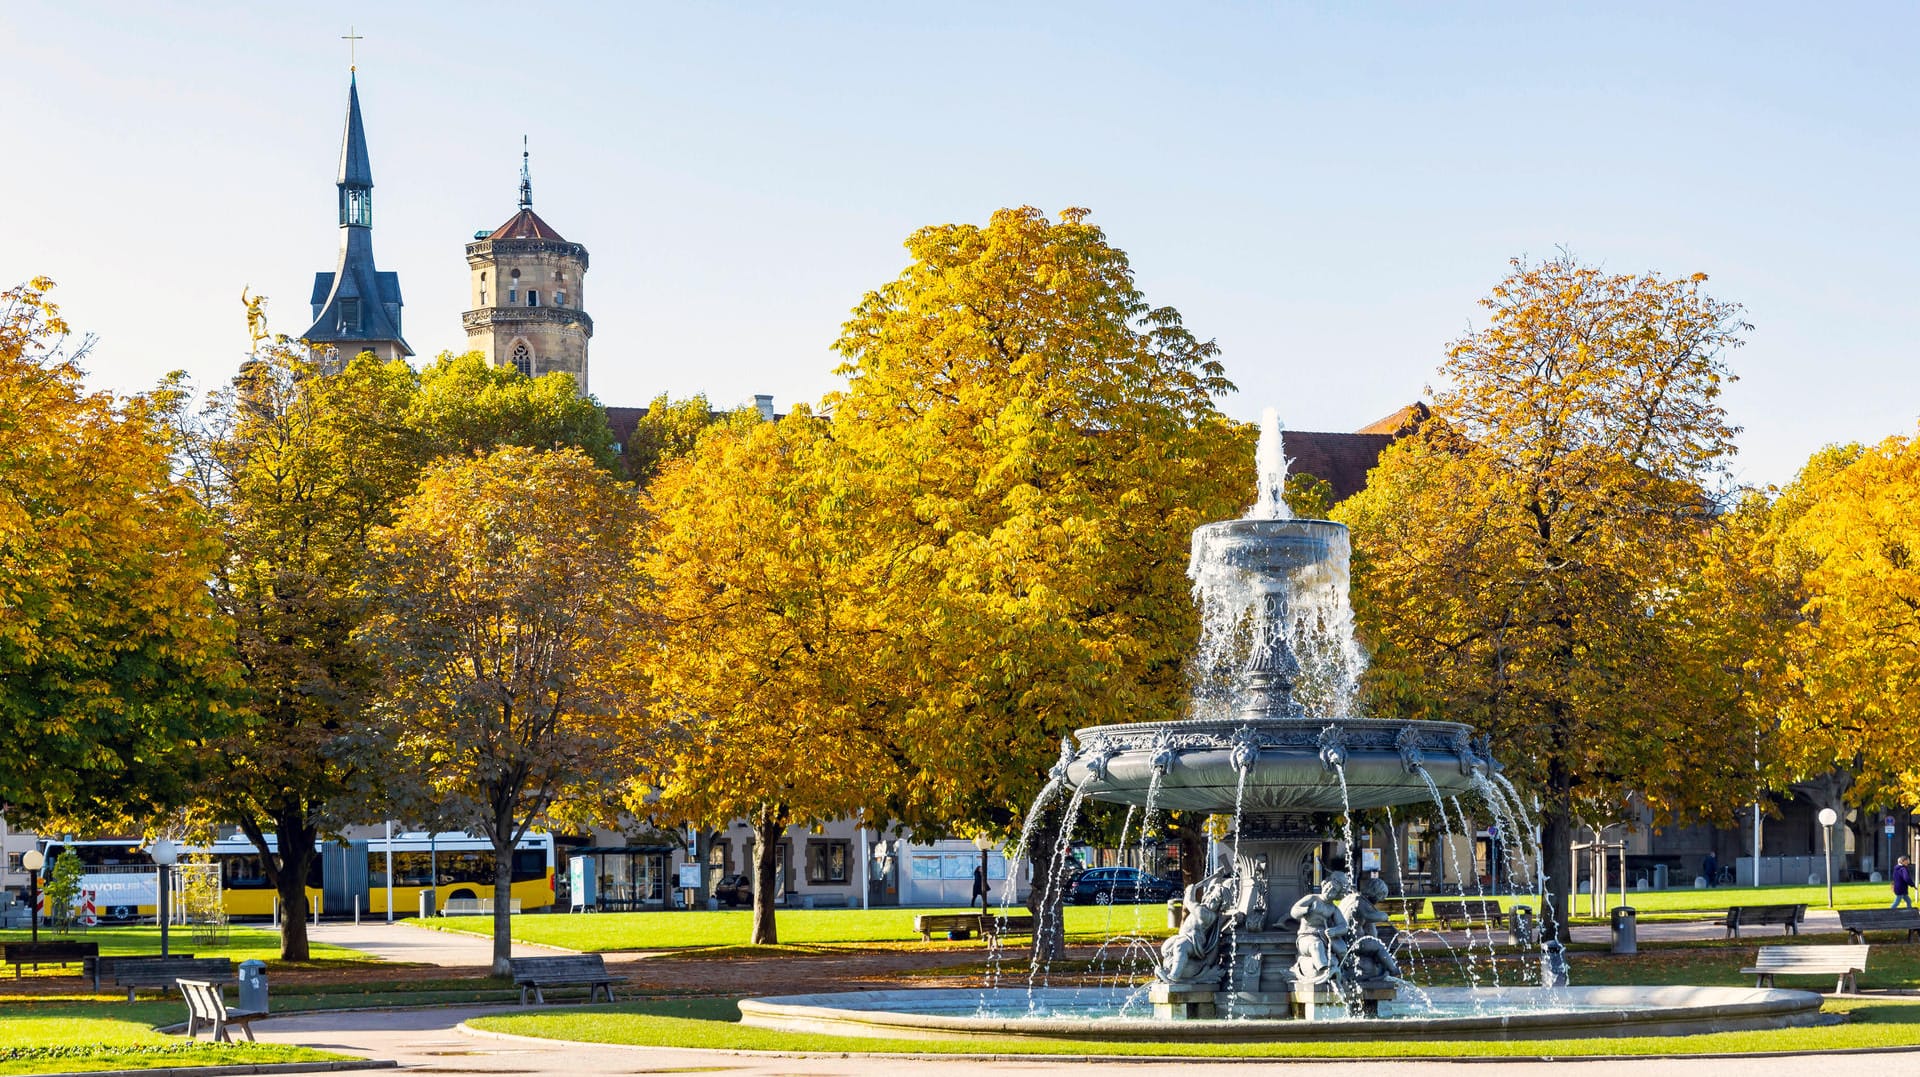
[26,1061,397,1077]
[454,1018,1920,1064]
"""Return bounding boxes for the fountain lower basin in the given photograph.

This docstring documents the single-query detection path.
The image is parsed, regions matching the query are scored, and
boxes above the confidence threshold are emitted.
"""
[737,985,1831,1042]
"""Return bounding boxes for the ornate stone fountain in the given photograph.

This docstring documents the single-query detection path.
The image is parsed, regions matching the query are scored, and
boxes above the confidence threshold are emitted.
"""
[1063,412,1497,1018]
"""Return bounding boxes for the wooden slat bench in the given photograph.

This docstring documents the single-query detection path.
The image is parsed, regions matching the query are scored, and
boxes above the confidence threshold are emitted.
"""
[178,979,264,1042]
[85,953,194,992]
[1740,944,1870,994]
[1715,903,1806,939]
[913,913,982,941]
[982,914,1035,941]
[508,954,619,1004]
[114,957,233,1003]
[1375,897,1425,923]
[1838,908,1920,944]
[1429,899,1503,930]
[2,940,99,978]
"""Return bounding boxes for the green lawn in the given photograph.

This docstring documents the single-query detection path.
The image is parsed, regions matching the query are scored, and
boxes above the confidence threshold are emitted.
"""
[467,994,1920,1058]
[0,1000,342,1074]
[420,883,1903,951]
[0,924,375,967]
[424,903,1178,951]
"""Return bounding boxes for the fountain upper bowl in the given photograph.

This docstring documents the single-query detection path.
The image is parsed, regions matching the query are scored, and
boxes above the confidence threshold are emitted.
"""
[1065,717,1492,814]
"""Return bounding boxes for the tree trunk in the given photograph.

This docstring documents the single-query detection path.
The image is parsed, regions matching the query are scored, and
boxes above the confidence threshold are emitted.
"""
[250,810,318,961]
[1172,812,1208,893]
[491,815,515,978]
[1025,804,1069,962]
[750,808,783,945]
[1539,768,1575,943]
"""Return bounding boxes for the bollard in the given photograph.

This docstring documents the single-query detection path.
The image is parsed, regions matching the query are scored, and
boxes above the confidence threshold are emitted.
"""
[354,894,361,925]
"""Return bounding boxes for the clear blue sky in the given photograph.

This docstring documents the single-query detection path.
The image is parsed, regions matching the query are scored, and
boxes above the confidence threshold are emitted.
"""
[6,1,1914,486]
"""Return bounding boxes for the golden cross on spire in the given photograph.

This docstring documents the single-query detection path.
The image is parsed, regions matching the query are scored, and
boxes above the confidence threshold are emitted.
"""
[342,27,364,71]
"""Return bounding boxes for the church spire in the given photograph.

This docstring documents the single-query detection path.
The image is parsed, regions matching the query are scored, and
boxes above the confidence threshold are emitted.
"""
[338,73,373,226]
[519,135,532,209]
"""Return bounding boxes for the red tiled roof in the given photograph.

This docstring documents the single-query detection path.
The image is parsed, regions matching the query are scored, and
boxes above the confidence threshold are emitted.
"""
[1354,402,1431,436]
[490,208,566,241]
[1282,430,1396,503]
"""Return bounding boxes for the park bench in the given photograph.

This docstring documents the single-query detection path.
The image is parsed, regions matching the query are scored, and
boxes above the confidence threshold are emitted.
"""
[508,954,620,1004]
[84,953,194,992]
[1715,903,1806,939]
[113,957,233,1003]
[1429,899,1503,930]
[1374,897,1425,923]
[1740,944,1870,994]
[1838,907,1920,944]
[914,913,983,941]
[178,979,265,1042]
[981,914,1036,942]
[441,897,521,916]
[2,940,99,978]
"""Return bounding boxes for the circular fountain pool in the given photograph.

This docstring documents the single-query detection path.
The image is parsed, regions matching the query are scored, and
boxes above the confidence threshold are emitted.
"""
[738,985,1831,1042]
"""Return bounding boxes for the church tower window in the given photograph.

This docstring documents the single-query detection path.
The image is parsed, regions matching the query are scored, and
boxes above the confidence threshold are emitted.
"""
[339,297,361,331]
[511,341,533,376]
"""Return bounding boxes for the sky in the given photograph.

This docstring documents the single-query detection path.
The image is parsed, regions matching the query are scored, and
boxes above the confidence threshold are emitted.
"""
[4,1,1915,487]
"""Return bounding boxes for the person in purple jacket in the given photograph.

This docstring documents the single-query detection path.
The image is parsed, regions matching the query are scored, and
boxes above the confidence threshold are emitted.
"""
[1893,855,1915,910]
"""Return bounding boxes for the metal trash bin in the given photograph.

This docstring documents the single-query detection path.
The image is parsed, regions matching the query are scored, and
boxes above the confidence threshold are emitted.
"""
[1653,864,1670,890]
[1610,905,1637,955]
[237,959,269,1012]
[1507,904,1537,947]
[418,887,437,919]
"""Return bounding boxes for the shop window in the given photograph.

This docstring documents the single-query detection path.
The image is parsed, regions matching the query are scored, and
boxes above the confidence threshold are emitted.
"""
[807,840,851,885]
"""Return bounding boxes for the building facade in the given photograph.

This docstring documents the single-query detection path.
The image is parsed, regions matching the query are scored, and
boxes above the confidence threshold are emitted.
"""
[463,144,593,393]
[302,72,411,364]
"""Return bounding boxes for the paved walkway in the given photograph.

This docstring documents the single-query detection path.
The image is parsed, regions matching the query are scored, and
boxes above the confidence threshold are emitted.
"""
[251,1003,1918,1077]
[307,921,572,966]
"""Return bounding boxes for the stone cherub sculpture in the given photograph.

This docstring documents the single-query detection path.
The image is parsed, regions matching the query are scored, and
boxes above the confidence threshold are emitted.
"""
[1339,874,1403,982]
[1157,862,1237,984]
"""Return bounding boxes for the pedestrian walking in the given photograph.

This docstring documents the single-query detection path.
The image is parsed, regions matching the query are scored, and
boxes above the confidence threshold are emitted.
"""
[1702,851,1718,888]
[971,864,990,909]
[1893,855,1915,910]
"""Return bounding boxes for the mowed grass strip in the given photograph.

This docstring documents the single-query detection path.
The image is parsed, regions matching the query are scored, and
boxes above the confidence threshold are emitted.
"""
[423,903,1179,950]
[0,924,375,965]
[0,1001,342,1075]
[466,995,1920,1058]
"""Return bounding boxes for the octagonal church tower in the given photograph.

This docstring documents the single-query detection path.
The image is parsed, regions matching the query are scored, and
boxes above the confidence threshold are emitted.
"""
[462,142,593,394]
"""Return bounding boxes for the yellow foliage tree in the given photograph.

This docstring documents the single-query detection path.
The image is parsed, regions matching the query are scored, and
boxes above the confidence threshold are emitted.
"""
[0,278,231,828]
[1337,254,1750,936]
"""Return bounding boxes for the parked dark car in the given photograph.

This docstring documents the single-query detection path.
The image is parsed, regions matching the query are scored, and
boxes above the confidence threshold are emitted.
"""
[712,873,754,907]
[1068,866,1178,905]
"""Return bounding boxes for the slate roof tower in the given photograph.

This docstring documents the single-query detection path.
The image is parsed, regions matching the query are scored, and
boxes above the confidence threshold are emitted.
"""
[463,139,593,394]
[303,71,411,364]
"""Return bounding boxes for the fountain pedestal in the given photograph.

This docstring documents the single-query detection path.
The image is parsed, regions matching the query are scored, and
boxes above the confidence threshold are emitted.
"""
[1149,982,1220,1020]
[1292,981,1397,1019]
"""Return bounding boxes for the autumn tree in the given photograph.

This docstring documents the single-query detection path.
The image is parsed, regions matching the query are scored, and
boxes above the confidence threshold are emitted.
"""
[0,278,232,830]
[362,446,638,973]
[620,392,738,485]
[167,345,425,959]
[634,411,903,943]
[830,206,1247,954]
[1772,433,1920,811]
[169,343,610,959]
[1336,254,1749,937]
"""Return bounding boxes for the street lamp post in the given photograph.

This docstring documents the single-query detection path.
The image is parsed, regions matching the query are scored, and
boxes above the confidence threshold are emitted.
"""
[149,839,178,957]
[1817,807,1839,910]
[20,849,45,944]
